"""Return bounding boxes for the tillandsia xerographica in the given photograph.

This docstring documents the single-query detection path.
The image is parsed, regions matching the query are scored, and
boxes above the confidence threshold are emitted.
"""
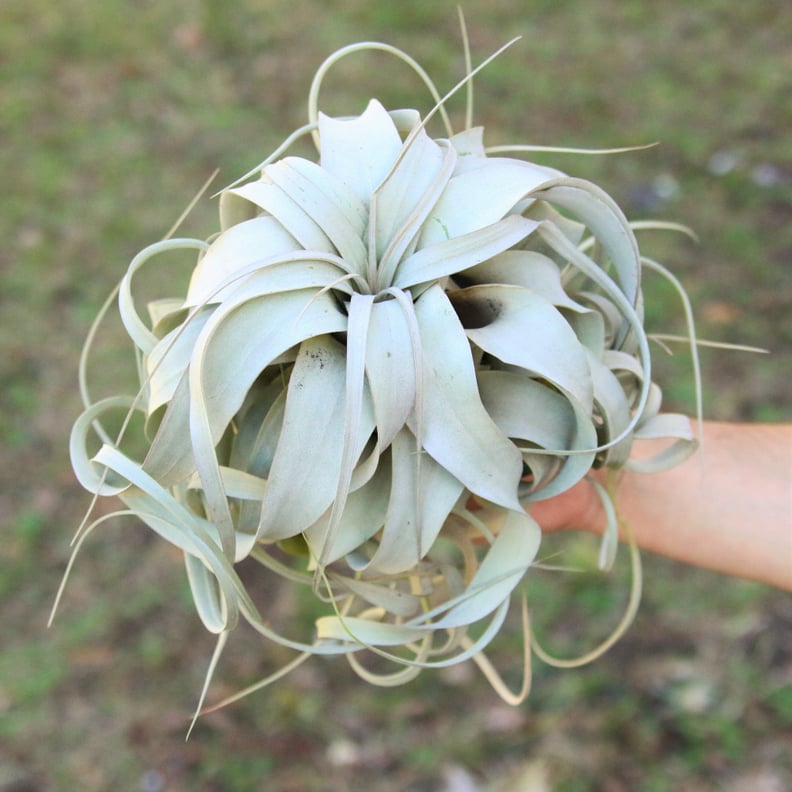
[59,33,702,718]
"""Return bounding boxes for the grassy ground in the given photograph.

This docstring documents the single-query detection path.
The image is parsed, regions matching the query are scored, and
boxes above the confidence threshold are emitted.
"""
[1,1,790,790]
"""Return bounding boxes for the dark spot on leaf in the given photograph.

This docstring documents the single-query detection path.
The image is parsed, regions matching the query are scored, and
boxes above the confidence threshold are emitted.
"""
[448,290,502,329]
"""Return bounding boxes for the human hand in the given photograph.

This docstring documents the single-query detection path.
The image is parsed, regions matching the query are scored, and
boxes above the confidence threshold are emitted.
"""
[527,473,609,535]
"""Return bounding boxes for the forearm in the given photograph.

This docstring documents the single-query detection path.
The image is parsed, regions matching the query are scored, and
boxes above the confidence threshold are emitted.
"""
[616,422,792,589]
[531,421,792,590]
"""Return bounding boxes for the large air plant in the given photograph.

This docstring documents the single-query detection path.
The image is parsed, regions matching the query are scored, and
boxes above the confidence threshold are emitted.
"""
[60,33,700,719]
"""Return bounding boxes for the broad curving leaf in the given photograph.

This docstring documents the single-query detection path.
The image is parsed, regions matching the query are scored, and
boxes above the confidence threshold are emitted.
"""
[412,284,523,511]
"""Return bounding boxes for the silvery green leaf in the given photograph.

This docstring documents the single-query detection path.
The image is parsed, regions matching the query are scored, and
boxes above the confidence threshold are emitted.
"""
[148,298,186,331]
[275,155,368,232]
[412,509,541,630]
[394,214,539,290]
[587,351,634,468]
[412,284,523,511]
[256,335,347,541]
[142,373,196,485]
[319,99,404,203]
[187,466,266,501]
[456,283,593,412]
[218,187,259,231]
[227,178,336,254]
[477,370,597,498]
[144,286,347,495]
[257,335,374,541]
[603,349,647,409]
[643,381,664,420]
[476,371,573,448]
[330,575,421,618]
[70,395,138,497]
[447,126,486,172]
[303,453,391,564]
[576,291,624,347]
[532,177,641,309]
[365,427,464,575]
[462,250,588,313]
[589,477,619,572]
[364,296,417,452]
[195,255,357,311]
[315,615,428,648]
[119,238,209,355]
[337,598,513,673]
[185,216,301,306]
[93,444,256,628]
[537,223,653,444]
[628,412,697,473]
[564,307,607,355]
[317,292,377,566]
[385,107,422,133]
[189,287,347,447]
[604,348,646,381]
[373,134,456,286]
[522,200,586,245]
[146,309,212,416]
[265,158,368,269]
[230,383,287,478]
[417,157,559,247]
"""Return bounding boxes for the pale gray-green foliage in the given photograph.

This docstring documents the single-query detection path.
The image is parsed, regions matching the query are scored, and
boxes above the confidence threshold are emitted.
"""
[62,36,700,717]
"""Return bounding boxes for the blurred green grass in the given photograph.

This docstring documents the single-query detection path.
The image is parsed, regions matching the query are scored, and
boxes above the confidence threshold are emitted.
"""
[1,1,790,790]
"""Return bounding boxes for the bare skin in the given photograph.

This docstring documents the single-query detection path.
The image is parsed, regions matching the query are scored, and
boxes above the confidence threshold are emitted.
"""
[529,421,792,591]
